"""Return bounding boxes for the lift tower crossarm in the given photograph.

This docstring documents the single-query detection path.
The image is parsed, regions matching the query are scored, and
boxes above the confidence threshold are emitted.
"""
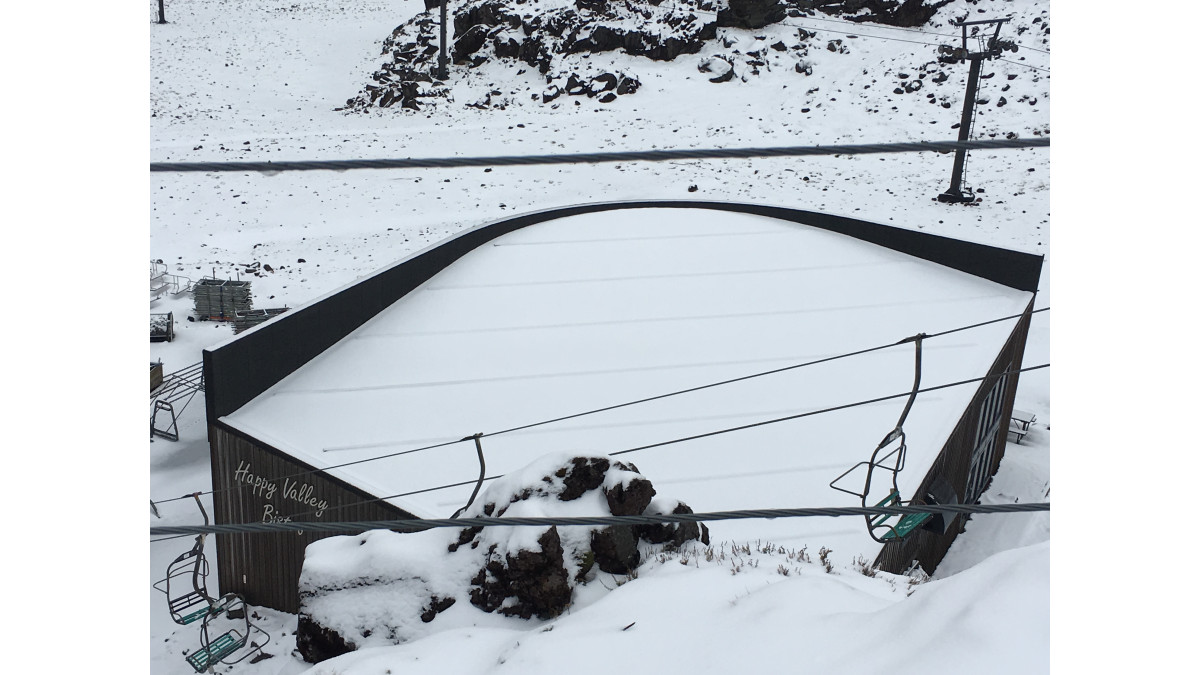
[937,17,1011,204]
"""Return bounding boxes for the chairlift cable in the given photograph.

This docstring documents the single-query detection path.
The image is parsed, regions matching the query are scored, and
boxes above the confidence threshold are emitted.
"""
[150,500,1051,537]
[149,138,1048,174]
[150,307,1047,506]
[291,362,1049,521]
[996,58,1050,73]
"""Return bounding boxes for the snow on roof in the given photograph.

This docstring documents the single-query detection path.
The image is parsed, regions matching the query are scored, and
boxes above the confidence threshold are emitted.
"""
[222,207,1032,561]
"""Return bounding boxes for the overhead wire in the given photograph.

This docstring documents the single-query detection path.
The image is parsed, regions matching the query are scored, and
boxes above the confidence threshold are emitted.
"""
[997,58,1050,73]
[151,501,1051,537]
[150,306,1048,508]
[149,138,1047,173]
[272,361,1050,522]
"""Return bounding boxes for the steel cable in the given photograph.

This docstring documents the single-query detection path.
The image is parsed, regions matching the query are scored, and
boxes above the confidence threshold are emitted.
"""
[150,308,1047,507]
[282,362,1049,521]
[149,138,1048,173]
[151,501,1049,536]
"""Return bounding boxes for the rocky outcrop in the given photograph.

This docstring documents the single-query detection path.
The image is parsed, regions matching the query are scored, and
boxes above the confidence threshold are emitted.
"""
[295,615,355,664]
[342,0,960,112]
[296,453,709,664]
[786,0,954,28]
[469,527,572,619]
[344,0,724,111]
[717,0,787,29]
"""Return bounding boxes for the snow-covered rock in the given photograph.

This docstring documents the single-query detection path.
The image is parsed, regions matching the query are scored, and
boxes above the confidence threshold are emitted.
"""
[296,451,709,663]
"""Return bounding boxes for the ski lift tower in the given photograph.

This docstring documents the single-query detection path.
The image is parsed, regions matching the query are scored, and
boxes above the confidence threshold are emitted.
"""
[937,17,1012,204]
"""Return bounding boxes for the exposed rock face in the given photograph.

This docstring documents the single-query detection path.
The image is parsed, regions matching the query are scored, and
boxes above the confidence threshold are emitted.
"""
[295,615,355,664]
[590,525,641,574]
[344,0,723,111]
[788,0,954,28]
[296,453,709,664]
[469,527,571,619]
[343,0,957,112]
[637,500,711,548]
[717,0,786,29]
[603,475,655,516]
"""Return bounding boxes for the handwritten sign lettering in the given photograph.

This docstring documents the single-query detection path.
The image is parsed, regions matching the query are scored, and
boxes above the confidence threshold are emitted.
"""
[233,461,277,500]
[233,460,330,522]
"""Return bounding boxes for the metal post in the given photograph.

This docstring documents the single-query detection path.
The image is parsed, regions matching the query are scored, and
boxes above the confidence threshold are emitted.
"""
[936,17,1009,204]
[938,55,983,204]
[438,0,448,80]
[157,0,167,24]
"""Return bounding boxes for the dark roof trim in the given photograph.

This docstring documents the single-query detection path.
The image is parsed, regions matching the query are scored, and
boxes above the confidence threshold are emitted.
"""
[205,201,1043,421]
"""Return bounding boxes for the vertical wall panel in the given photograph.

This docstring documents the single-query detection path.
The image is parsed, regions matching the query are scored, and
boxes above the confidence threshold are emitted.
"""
[873,300,1034,575]
[209,425,416,613]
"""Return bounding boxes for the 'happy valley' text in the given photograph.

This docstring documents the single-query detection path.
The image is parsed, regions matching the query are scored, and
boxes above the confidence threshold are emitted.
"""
[233,460,329,520]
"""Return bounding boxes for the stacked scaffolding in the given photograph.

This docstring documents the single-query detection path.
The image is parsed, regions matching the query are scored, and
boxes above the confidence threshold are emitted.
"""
[233,308,289,334]
[193,278,252,321]
[151,312,175,342]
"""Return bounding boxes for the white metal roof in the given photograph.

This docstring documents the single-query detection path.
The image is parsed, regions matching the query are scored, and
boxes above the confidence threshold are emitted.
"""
[223,207,1033,561]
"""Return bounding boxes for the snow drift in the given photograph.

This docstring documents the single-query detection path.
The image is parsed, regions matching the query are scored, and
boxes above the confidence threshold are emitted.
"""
[297,451,709,663]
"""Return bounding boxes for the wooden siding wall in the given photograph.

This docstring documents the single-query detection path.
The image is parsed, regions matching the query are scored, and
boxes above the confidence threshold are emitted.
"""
[209,425,415,613]
[873,300,1034,575]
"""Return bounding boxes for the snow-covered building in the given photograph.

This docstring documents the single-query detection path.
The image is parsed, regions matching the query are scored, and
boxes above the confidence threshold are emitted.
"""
[202,201,1042,613]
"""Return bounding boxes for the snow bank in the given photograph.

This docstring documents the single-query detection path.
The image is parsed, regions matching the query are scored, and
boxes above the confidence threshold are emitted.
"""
[297,451,709,663]
[299,540,1048,674]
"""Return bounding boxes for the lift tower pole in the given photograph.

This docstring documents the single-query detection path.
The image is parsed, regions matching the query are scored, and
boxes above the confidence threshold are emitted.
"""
[438,0,449,80]
[937,18,1010,204]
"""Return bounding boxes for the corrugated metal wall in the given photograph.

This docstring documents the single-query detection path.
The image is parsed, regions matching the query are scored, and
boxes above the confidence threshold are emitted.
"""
[873,299,1034,575]
[209,425,416,613]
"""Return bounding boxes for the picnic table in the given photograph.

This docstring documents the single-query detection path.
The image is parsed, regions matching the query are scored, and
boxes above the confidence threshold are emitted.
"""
[1008,409,1037,444]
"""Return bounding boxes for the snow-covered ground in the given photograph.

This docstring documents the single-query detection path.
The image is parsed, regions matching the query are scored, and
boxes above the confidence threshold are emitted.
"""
[17,0,1200,672]
[144,0,1061,672]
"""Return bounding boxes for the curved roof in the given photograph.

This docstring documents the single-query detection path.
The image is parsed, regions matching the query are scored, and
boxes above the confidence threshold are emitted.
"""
[222,207,1033,560]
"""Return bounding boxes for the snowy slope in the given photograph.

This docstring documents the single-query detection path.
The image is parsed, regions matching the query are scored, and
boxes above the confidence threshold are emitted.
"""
[297,540,1050,675]
[149,0,1050,672]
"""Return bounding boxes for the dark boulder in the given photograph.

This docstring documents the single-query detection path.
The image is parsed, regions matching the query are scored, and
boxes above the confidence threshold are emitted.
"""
[296,615,355,664]
[636,501,711,547]
[717,0,786,29]
[790,0,953,28]
[453,25,491,62]
[591,526,641,573]
[604,476,656,516]
[469,527,572,619]
[556,456,610,500]
[616,75,640,95]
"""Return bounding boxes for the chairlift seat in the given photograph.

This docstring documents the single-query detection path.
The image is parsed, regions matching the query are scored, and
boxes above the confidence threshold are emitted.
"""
[870,490,933,540]
[880,511,933,540]
[185,630,247,673]
[170,590,213,626]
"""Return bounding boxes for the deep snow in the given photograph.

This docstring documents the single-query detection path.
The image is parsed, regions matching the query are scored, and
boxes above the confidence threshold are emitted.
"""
[140,0,1074,672]
[138,1,1060,667]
